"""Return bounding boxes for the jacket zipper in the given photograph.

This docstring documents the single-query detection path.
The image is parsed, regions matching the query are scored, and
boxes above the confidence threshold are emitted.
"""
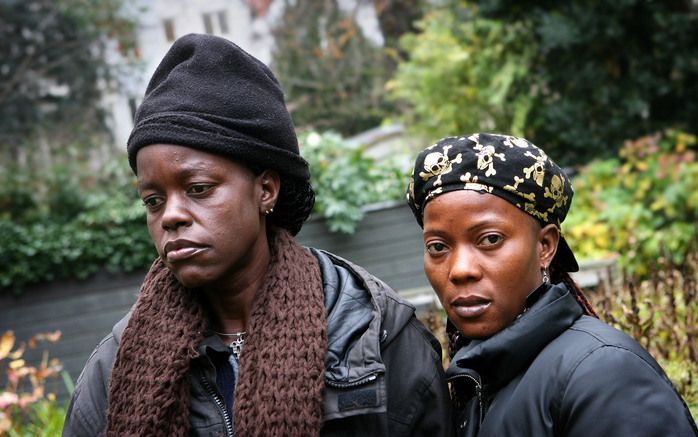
[325,372,379,389]
[449,373,484,428]
[199,374,234,437]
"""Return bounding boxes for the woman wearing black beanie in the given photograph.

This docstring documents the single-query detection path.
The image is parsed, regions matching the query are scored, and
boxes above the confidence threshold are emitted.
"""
[62,33,451,437]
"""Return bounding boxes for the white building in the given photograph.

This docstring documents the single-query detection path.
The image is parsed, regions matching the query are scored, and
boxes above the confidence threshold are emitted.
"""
[106,0,382,148]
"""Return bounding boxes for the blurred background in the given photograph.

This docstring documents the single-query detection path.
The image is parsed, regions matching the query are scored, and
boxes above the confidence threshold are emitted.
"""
[1,0,696,433]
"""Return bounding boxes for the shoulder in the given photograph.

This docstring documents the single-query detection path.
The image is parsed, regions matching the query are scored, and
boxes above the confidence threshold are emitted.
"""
[544,315,673,393]
[541,317,697,435]
[63,313,130,436]
[307,247,416,314]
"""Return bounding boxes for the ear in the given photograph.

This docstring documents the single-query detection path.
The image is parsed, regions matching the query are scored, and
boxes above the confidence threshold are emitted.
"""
[257,169,280,215]
[539,224,560,269]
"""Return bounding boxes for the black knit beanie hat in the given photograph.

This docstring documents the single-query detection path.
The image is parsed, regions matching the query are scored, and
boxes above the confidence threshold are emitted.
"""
[126,33,309,180]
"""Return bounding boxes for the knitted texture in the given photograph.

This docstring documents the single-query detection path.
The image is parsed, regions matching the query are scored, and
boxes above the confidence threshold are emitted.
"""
[105,229,327,436]
[234,230,327,436]
[106,260,205,436]
[127,34,309,180]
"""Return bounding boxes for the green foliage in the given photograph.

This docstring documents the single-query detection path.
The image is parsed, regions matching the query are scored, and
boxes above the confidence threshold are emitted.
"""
[300,130,407,233]
[0,331,67,435]
[388,5,534,144]
[477,0,698,164]
[5,400,67,437]
[565,131,698,276]
[271,0,394,136]
[0,0,138,149]
[392,1,698,165]
[0,154,155,294]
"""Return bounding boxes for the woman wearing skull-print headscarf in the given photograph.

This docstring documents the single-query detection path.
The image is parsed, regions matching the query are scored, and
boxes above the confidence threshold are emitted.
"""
[407,133,697,436]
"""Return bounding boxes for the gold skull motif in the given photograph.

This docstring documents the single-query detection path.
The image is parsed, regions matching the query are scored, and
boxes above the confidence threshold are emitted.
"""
[419,145,463,186]
[522,150,547,186]
[544,174,568,212]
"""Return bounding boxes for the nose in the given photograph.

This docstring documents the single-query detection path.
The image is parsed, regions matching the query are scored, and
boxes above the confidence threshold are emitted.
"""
[160,194,192,231]
[448,246,481,284]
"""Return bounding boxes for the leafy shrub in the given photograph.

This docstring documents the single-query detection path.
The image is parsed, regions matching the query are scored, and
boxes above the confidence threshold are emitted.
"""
[300,130,407,233]
[565,131,698,276]
[388,6,534,143]
[0,152,156,294]
[0,331,67,435]
[392,1,698,165]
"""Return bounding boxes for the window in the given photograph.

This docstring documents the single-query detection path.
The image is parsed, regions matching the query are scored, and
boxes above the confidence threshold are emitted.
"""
[163,18,175,42]
[217,10,229,34]
[202,13,214,34]
[202,10,228,35]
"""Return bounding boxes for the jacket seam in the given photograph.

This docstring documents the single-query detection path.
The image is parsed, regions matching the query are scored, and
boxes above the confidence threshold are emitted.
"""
[558,342,667,411]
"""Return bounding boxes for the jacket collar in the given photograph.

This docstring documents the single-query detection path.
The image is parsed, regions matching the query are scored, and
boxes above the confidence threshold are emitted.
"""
[447,283,583,390]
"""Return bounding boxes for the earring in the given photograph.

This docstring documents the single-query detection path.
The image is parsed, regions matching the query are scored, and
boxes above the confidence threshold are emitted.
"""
[542,267,550,284]
[264,207,274,215]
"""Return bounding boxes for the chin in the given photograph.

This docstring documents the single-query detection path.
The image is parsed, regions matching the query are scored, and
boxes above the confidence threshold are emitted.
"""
[453,321,500,341]
[171,267,216,289]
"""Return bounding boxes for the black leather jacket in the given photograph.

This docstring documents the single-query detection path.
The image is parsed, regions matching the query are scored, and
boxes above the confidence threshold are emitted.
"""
[447,282,698,437]
[63,249,453,436]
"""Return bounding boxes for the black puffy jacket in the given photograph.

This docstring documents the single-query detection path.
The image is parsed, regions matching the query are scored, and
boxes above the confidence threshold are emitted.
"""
[63,249,453,436]
[447,282,697,437]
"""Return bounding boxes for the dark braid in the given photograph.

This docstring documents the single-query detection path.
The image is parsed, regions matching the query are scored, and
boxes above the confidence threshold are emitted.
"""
[268,176,315,236]
[550,262,598,317]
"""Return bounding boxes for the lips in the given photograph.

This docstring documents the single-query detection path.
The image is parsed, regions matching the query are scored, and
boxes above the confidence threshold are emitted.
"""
[163,239,208,263]
[450,295,492,319]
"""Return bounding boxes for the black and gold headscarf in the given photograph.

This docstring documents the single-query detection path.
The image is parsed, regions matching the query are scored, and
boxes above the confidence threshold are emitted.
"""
[406,132,579,272]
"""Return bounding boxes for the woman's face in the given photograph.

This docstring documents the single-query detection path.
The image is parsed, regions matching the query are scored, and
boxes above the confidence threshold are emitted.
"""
[136,144,277,291]
[422,190,557,339]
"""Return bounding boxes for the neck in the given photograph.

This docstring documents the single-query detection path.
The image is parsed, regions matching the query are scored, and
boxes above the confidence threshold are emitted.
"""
[204,236,273,333]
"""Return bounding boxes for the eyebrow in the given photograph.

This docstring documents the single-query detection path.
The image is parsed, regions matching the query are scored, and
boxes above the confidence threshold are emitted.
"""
[136,161,214,192]
[423,214,514,236]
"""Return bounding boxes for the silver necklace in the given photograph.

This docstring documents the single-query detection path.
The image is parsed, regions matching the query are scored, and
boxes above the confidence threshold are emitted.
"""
[215,331,246,360]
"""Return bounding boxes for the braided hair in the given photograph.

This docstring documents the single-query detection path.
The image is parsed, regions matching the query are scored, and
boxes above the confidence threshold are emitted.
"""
[550,261,598,318]
[268,175,315,236]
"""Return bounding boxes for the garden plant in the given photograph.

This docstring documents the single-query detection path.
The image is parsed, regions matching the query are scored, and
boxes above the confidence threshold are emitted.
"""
[0,330,67,436]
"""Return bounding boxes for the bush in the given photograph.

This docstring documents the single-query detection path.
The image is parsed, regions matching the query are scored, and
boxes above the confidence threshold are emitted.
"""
[388,6,534,143]
[0,331,68,435]
[0,158,155,294]
[392,1,698,165]
[300,130,407,233]
[564,131,698,276]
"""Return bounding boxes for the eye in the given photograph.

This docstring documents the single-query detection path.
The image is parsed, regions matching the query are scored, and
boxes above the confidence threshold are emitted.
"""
[142,196,163,210]
[426,241,448,255]
[188,184,213,195]
[480,233,502,247]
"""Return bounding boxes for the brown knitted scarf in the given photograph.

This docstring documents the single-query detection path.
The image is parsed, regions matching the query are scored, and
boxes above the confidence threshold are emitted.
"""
[106,229,327,436]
